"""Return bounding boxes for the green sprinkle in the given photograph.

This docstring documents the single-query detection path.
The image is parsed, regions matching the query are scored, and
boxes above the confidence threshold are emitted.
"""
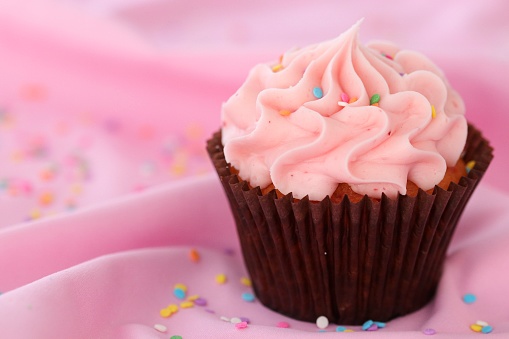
[370,93,381,105]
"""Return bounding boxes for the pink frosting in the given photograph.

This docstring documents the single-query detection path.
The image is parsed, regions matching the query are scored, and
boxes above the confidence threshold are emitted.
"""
[221,20,467,200]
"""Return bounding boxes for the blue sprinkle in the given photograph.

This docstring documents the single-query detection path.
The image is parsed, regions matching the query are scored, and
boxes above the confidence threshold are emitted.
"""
[482,325,493,334]
[463,293,476,304]
[362,320,374,331]
[173,288,186,299]
[336,326,346,332]
[241,292,255,302]
[375,321,386,328]
[312,87,323,99]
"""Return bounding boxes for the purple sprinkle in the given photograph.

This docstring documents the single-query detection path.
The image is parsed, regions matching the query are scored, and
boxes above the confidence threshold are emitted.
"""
[224,248,235,256]
[205,308,215,314]
[367,323,379,331]
[194,298,207,306]
[423,328,436,335]
[239,317,250,324]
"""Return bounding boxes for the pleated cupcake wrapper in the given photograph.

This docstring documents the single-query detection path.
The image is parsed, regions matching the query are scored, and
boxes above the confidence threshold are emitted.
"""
[206,124,493,325]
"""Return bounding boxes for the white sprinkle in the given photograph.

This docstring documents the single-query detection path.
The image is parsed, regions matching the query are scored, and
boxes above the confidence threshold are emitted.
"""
[154,324,167,333]
[230,317,242,324]
[337,101,348,107]
[476,320,489,327]
[220,316,230,322]
[316,316,329,329]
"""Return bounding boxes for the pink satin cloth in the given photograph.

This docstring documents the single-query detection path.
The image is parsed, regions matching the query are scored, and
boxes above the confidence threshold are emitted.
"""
[0,1,508,338]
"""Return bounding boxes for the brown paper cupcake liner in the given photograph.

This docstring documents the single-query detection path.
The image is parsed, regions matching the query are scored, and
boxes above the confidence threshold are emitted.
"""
[206,124,493,325]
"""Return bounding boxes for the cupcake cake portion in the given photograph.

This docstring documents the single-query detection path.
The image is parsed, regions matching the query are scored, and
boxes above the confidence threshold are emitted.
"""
[221,20,467,201]
[208,20,493,324]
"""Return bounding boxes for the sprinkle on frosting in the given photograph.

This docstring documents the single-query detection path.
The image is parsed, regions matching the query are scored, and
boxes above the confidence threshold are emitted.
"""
[431,104,437,118]
[279,110,292,116]
[370,93,380,105]
[312,87,323,99]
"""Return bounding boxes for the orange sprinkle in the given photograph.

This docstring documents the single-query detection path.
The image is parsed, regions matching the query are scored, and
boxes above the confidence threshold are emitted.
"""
[189,249,200,262]
[348,97,357,104]
[39,192,54,206]
[272,64,283,72]
[279,110,292,116]
[371,103,379,107]
[431,105,436,118]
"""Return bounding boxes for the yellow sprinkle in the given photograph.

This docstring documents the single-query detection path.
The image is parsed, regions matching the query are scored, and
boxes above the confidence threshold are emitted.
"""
[29,209,42,220]
[240,277,252,287]
[344,329,355,332]
[272,64,283,72]
[180,301,194,308]
[371,102,379,107]
[187,294,200,301]
[160,308,172,318]
[431,105,436,118]
[170,163,186,176]
[174,283,188,292]
[470,324,483,332]
[279,110,292,116]
[215,273,227,284]
[167,304,179,313]
[466,160,476,171]
[348,97,357,104]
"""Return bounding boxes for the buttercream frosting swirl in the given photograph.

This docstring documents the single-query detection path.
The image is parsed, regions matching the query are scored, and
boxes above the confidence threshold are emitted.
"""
[221,20,467,200]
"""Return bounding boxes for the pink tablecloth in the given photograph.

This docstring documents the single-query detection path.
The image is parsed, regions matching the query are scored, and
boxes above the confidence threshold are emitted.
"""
[0,1,508,338]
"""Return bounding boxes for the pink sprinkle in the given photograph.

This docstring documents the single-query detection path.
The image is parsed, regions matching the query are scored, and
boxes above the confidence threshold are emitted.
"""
[423,328,436,335]
[367,323,379,331]
[277,321,290,328]
[340,93,350,103]
[235,321,248,329]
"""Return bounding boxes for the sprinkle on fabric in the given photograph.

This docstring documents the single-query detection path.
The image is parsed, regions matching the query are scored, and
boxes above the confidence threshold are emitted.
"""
[279,110,292,117]
[466,160,476,174]
[431,105,437,118]
[241,292,255,302]
[174,284,187,299]
[471,321,493,333]
[370,94,381,105]
[277,321,290,328]
[235,321,248,329]
[187,294,199,301]
[239,317,250,324]
[160,304,179,318]
[170,336,183,339]
[220,316,230,322]
[215,274,227,284]
[312,87,323,99]
[240,277,252,287]
[230,317,242,324]
[482,325,493,334]
[463,293,477,304]
[189,249,200,262]
[194,297,207,306]
[423,328,436,335]
[316,316,329,329]
[154,324,167,333]
[180,301,194,308]
[477,321,489,327]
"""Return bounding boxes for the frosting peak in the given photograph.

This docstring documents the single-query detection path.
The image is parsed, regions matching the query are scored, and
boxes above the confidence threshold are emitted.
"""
[221,21,467,200]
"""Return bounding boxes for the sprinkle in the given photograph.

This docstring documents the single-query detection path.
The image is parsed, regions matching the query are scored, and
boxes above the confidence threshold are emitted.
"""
[160,308,172,318]
[241,292,255,302]
[312,87,323,99]
[375,322,386,328]
[240,277,252,287]
[423,328,436,335]
[187,295,199,301]
[194,297,207,306]
[235,321,248,329]
[371,102,379,107]
[362,320,374,331]
[230,317,242,324]
[370,93,381,105]
[470,324,483,332]
[367,324,379,331]
[463,293,477,304]
[348,97,358,104]
[239,317,250,324]
[154,324,167,333]
[180,301,194,308]
[277,321,290,328]
[340,93,350,103]
[279,110,292,117]
[38,192,54,206]
[316,316,329,329]
[215,274,227,284]
[220,316,230,322]
[174,288,186,300]
[336,326,346,332]
[431,105,437,118]
[344,329,355,332]
[170,336,183,339]
[476,321,489,327]
[482,325,493,334]
[272,64,283,72]
[189,248,200,262]
[466,160,476,174]
[168,304,179,313]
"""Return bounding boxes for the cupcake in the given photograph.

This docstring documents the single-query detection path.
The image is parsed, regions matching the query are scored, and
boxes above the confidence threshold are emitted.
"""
[207,20,493,325]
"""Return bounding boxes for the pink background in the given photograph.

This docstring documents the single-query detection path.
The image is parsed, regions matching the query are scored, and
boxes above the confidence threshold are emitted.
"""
[0,1,508,338]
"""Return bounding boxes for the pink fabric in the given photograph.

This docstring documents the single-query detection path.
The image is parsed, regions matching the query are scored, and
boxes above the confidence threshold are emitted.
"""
[0,1,508,337]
